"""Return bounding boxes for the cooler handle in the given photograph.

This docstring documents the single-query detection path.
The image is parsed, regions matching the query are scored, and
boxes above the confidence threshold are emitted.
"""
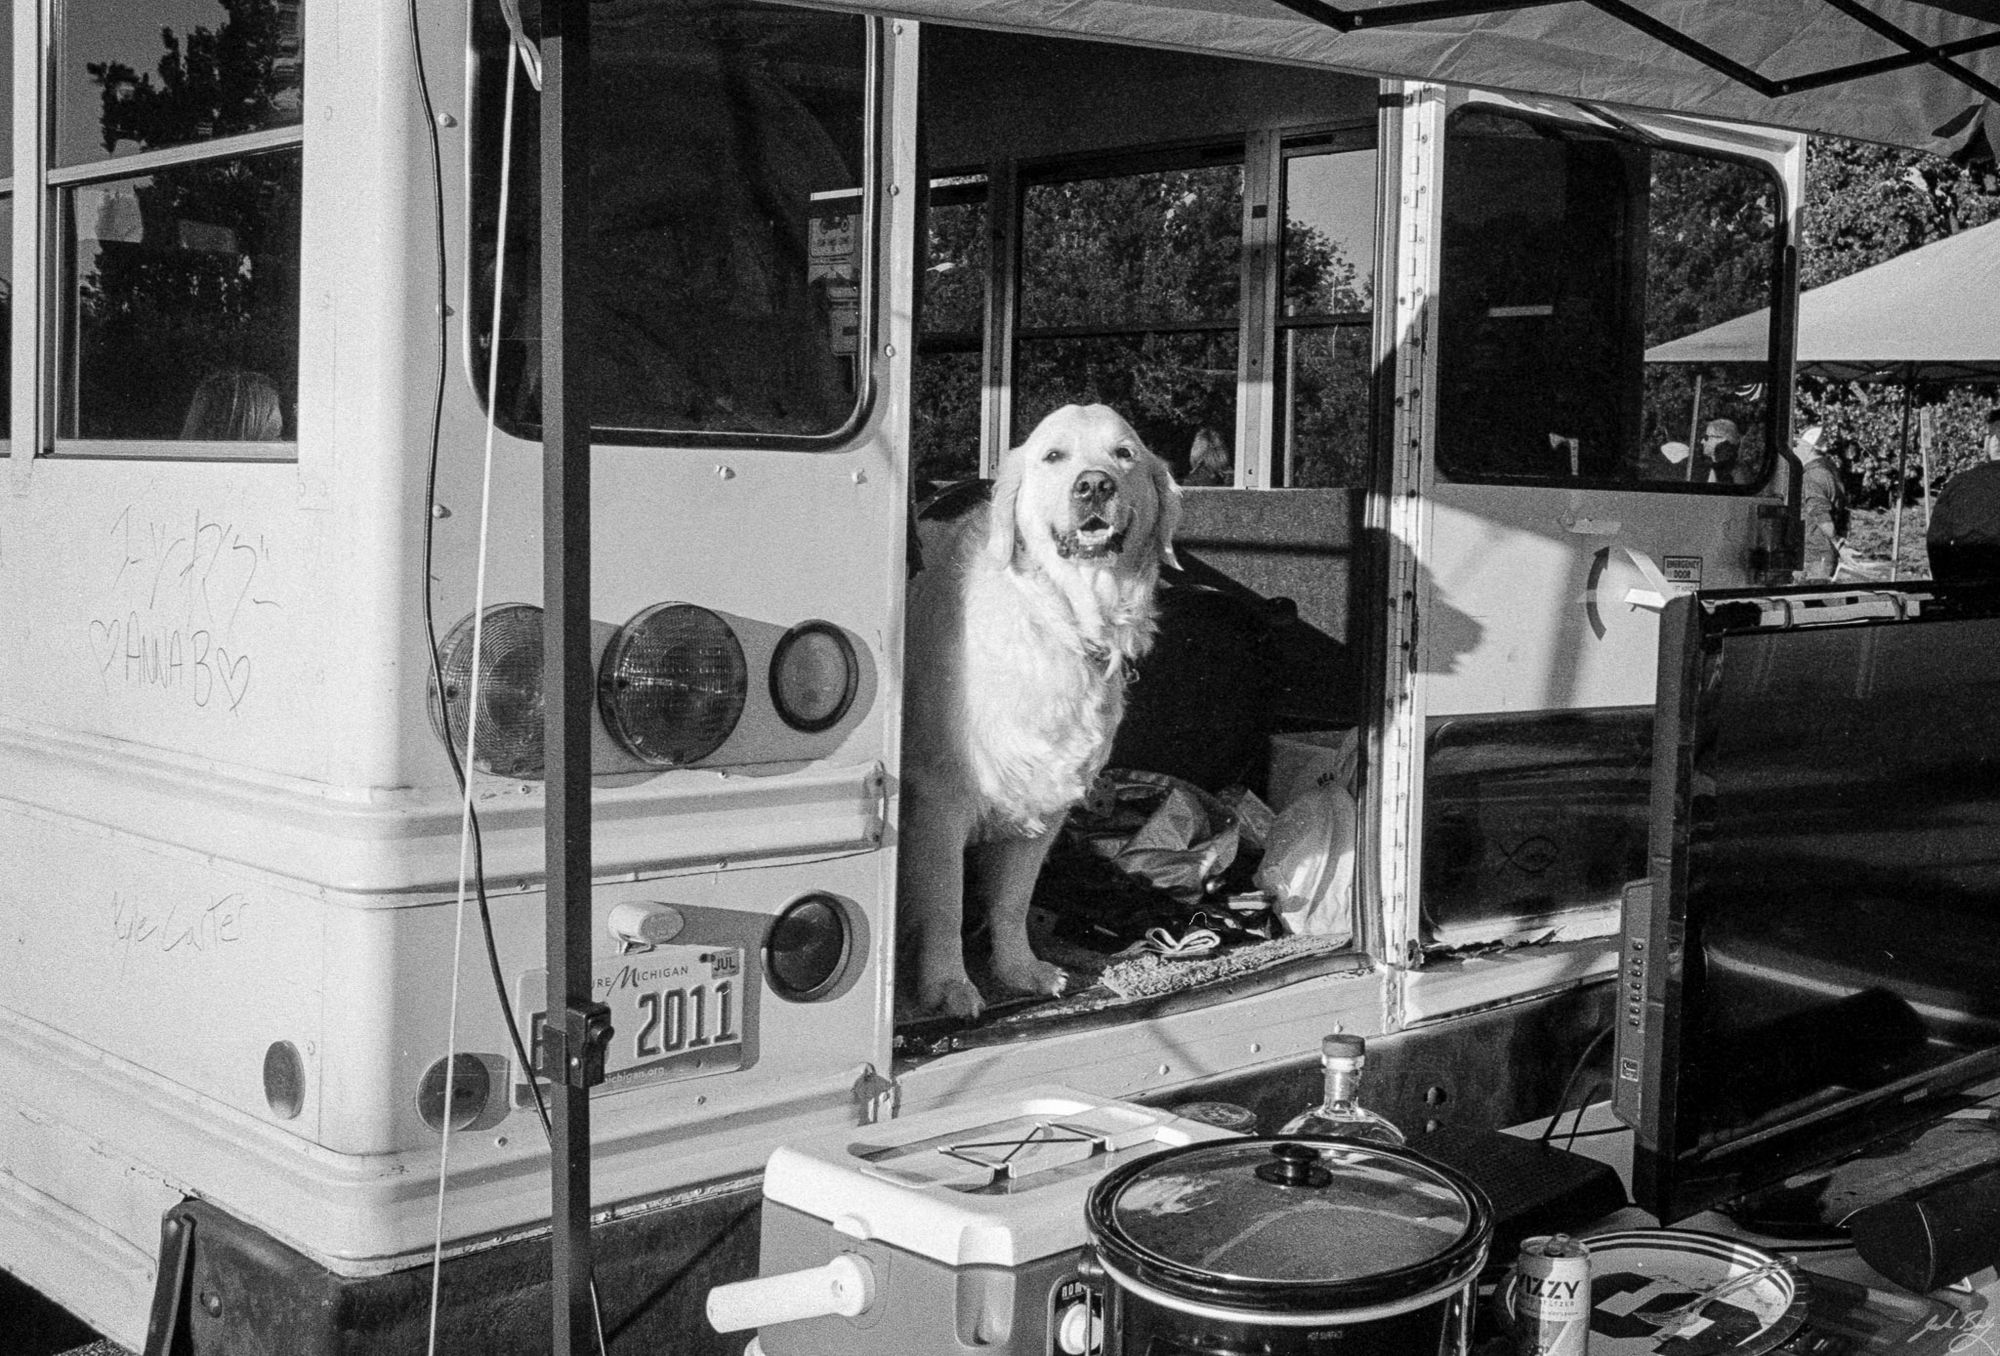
[706,1254,878,1333]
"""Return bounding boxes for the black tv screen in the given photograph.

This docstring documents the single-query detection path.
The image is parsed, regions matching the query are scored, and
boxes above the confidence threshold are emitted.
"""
[1616,583,2000,1224]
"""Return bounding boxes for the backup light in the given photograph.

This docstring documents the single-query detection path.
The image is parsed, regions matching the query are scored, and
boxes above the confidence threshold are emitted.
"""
[769,621,858,733]
[598,603,748,767]
[429,604,547,779]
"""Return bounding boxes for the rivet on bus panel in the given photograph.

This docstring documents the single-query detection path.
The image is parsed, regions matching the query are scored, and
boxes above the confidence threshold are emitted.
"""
[716,465,735,479]
[437,112,457,128]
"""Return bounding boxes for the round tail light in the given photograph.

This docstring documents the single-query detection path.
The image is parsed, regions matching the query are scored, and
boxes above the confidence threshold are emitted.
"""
[769,621,858,733]
[429,604,546,779]
[765,894,853,1001]
[597,603,748,767]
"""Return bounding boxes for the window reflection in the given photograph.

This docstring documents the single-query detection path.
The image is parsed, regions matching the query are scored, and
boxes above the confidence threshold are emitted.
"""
[63,153,301,440]
[470,0,872,441]
[56,0,303,169]
[1437,109,1781,492]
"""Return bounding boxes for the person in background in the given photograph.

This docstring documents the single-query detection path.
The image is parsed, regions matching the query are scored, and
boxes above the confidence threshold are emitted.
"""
[1927,407,2000,582]
[1183,427,1231,486]
[182,369,285,441]
[1794,424,1847,582]
[1696,418,1744,484]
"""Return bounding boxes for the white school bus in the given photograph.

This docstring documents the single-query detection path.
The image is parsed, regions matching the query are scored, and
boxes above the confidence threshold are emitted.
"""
[0,0,1988,1350]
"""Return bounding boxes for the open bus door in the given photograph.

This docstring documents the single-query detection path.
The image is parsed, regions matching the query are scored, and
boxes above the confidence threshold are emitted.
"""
[1383,89,1805,1021]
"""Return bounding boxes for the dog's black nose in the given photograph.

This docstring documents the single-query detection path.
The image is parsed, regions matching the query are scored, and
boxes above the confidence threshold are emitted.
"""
[1072,470,1114,508]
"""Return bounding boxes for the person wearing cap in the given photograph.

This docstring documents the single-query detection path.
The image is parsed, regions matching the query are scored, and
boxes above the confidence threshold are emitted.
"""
[1794,424,1847,581]
[1927,407,2000,582]
[1695,418,1745,484]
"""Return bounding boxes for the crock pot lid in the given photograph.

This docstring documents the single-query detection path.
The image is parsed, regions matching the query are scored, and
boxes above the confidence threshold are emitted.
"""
[1101,1139,1475,1286]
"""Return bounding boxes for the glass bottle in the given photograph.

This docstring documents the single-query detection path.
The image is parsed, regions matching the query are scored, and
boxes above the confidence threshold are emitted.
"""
[1279,1033,1405,1145]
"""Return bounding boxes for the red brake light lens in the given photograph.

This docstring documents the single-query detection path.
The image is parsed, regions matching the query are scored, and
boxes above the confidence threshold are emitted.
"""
[769,621,858,733]
[597,603,748,767]
[429,604,546,779]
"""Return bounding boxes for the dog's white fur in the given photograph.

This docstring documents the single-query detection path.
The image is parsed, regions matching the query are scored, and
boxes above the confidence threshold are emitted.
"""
[900,404,1181,1017]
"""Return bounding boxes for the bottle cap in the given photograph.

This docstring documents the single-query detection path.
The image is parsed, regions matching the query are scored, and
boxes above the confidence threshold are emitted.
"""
[1321,1033,1366,1061]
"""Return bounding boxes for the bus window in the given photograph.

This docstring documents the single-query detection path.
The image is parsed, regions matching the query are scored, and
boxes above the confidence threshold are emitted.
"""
[470,0,873,445]
[1436,107,1782,491]
[1278,137,1376,489]
[51,0,303,450]
[913,173,988,490]
[1015,156,1243,481]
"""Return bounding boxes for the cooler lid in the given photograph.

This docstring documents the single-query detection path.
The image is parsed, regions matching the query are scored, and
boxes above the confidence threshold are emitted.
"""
[1088,1137,1493,1313]
[761,1087,1231,1268]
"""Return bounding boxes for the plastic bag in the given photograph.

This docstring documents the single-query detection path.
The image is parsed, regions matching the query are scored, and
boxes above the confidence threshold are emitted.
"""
[1256,729,1358,942]
[1069,769,1240,907]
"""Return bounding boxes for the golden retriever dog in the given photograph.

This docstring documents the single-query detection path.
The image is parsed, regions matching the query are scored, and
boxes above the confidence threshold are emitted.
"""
[900,404,1182,1017]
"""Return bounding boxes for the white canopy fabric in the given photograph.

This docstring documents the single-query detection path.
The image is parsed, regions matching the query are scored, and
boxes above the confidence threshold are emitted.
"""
[1645,215,2000,380]
[855,0,2000,159]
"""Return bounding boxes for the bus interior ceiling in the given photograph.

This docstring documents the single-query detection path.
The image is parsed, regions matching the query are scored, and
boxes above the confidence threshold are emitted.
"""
[898,27,1383,1043]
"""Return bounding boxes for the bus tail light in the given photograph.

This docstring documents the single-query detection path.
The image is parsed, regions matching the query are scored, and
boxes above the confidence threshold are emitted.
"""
[429,604,547,779]
[769,621,859,732]
[765,894,854,1002]
[597,603,748,767]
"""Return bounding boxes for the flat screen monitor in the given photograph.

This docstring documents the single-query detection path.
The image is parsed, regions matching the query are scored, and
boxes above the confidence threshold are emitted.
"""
[1615,582,2000,1224]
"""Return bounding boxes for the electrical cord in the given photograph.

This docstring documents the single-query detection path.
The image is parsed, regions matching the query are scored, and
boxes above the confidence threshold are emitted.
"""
[1539,1025,1615,1145]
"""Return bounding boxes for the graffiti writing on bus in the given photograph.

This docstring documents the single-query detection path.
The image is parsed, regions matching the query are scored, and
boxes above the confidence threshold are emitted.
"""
[85,506,278,712]
[111,889,253,975]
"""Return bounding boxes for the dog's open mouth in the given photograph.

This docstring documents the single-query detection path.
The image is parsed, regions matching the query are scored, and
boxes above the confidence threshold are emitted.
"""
[1052,515,1127,560]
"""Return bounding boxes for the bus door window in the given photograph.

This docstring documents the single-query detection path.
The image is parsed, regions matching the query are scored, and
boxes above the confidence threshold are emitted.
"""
[1014,154,1243,481]
[469,0,874,445]
[1277,136,1377,489]
[1436,108,1781,492]
[913,173,989,491]
[50,0,303,451]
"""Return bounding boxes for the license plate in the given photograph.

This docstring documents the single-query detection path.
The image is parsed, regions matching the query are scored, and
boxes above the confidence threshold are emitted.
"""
[517,945,746,1099]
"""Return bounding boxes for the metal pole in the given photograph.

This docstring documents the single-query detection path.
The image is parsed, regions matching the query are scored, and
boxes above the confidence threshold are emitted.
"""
[540,2,604,1353]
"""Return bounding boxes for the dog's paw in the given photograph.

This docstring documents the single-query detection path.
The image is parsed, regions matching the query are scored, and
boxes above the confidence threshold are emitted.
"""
[920,974,986,1020]
[992,957,1069,999]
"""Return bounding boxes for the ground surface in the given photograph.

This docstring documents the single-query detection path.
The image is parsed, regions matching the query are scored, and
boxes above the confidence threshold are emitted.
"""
[1,1270,133,1356]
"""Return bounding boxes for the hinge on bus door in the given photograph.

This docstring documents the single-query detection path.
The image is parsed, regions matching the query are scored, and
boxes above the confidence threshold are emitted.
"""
[542,1002,615,1089]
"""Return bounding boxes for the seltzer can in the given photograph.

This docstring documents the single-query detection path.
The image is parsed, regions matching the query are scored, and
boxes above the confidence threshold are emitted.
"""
[1514,1234,1592,1356]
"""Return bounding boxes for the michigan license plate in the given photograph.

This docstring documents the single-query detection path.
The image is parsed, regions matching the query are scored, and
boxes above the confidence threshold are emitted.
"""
[517,945,746,1099]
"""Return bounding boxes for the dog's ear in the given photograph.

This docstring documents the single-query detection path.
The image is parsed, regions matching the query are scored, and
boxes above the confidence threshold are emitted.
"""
[1144,448,1183,571]
[985,443,1025,566]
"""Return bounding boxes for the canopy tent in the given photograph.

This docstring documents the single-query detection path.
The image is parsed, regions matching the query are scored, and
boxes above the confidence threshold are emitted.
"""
[1646,216,2000,578]
[845,0,2000,160]
[1645,215,2000,381]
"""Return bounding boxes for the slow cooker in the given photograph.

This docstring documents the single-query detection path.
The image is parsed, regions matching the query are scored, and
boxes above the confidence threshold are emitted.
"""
[1084,1136,1495,1355]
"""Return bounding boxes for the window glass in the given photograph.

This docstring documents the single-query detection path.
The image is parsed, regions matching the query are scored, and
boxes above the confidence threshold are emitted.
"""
[61,151,301,439]
[1016,163,1241,478]
[913,181,987,488]
[470,0,872,442]
[55,0,304,169]
[1437,109,1780,490]
[1279,144,1375,488]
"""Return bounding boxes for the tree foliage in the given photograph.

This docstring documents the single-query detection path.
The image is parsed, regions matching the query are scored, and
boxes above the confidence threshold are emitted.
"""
[1798,138,2000,506]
